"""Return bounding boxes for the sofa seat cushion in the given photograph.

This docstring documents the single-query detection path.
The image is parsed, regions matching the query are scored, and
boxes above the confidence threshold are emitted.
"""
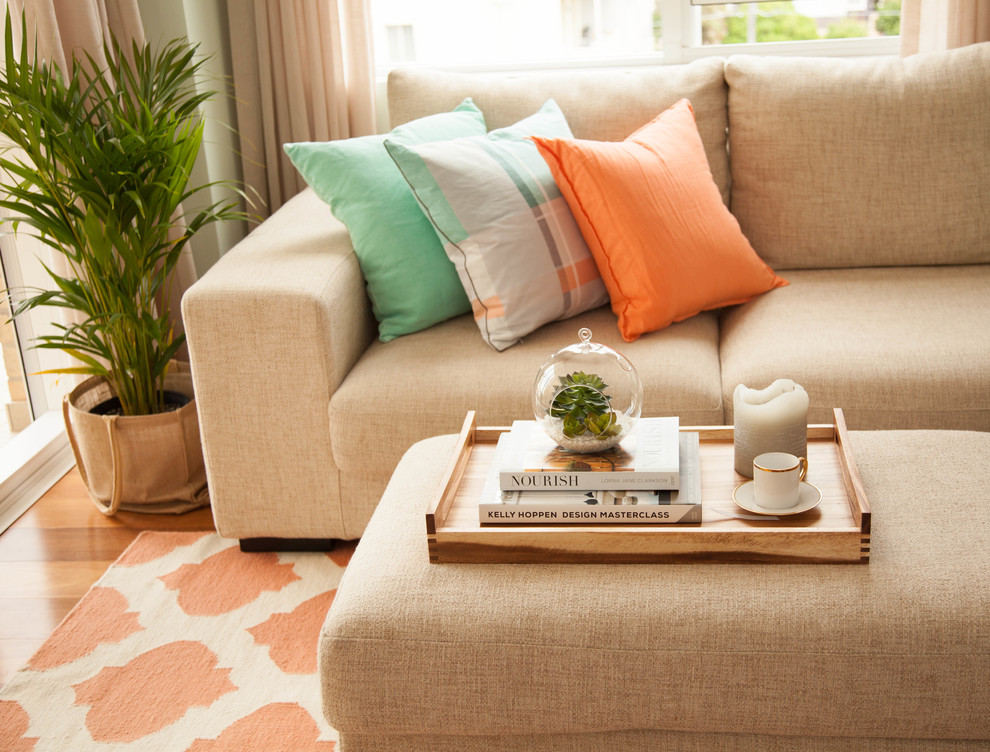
[328,306,723,536]
[719,265,990,431]
[726,43,990,270]
[320,429,990,746]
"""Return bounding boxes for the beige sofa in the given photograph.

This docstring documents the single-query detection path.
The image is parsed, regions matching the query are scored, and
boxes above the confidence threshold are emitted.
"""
[182,43,990,544]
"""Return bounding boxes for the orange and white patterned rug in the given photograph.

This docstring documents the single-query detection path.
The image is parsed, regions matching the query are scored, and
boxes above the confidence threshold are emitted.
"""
[0,531,354,751]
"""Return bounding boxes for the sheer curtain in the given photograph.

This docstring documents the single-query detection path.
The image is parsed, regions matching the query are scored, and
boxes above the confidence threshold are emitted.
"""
[901,0,990,55]
[227,0,377,218]
[6,0,198,361]
[6,0,144,72]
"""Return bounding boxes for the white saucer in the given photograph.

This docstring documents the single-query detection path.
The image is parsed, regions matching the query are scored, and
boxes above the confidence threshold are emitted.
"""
[732,481,822,516]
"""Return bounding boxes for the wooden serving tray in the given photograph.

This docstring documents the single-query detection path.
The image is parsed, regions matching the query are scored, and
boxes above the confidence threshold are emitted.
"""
[426,409,871,564]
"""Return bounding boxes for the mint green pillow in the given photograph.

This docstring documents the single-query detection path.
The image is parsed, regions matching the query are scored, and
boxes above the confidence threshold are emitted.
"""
[284,100,486,341]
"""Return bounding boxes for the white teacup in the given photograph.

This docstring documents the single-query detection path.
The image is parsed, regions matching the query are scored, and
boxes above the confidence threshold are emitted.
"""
[753,452,808,509]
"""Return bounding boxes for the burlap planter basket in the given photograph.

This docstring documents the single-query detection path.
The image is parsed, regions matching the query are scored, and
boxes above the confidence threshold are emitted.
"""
[62,363,209,515]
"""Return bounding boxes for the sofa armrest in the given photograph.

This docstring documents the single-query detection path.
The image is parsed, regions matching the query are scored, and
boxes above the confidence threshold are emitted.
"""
[182,188,376,541]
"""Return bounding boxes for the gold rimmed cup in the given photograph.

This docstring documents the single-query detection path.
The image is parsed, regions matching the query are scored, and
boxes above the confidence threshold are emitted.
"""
[753,452,808,509]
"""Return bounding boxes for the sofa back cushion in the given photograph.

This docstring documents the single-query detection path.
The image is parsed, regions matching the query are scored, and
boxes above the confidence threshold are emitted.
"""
[725,43,990,270]
[387,58,731,205]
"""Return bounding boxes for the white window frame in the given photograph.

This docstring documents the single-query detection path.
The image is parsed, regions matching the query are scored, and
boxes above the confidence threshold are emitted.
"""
[0,226,75,534]
[372,0,899,131]
[0,3,76,532]
[660,1,900,65]
[372,0,900,81]
[0,412,74,533]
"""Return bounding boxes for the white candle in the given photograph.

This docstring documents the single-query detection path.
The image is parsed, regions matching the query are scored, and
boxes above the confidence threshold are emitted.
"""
[733,379,810,477]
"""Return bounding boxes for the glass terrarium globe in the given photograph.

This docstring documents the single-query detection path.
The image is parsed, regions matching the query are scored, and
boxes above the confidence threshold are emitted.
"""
[532,328,643,452]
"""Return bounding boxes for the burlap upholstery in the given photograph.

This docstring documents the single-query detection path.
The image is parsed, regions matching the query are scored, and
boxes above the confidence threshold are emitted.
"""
[184,44,989,542]
[329,308,722,533]
[321,430,990,750]
[183,188,377,540]
[387,59,732,206]
[720,266,990,431]
[725,44,990,270]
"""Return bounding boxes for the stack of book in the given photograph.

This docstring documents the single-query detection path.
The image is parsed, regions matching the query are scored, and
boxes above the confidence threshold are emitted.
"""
[479,417,702,525]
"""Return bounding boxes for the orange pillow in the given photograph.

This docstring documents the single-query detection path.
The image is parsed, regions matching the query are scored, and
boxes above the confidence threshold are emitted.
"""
[532,99,787,342]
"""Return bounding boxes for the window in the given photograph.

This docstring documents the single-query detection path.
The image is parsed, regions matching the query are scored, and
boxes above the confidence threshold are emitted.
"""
[0,203,75,534]
[0,251,29,448]
[0,6,75,532]
[668,0,901,61]
[370,0,899,73]
[694,1,901,45]
[385,24,416,64]
[370,0,661,70]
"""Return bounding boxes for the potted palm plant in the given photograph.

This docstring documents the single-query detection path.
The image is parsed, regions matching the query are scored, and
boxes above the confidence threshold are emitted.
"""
[0,16,245,514]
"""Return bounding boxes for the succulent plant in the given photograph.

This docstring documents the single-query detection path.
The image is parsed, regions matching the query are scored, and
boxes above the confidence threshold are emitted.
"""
[549,371,621,440]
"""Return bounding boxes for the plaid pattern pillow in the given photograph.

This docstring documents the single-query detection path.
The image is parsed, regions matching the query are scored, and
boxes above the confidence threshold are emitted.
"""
[384,100,608,351]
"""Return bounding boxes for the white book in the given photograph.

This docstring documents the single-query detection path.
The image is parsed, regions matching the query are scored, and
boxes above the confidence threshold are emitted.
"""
[481,432,701,525]
[498,417,680,491]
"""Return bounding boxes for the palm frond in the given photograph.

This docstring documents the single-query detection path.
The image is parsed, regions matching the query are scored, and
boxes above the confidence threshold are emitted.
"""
[0,9,247,415]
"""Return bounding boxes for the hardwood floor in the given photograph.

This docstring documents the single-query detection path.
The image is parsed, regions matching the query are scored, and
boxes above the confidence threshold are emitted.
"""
[0,466,216,687]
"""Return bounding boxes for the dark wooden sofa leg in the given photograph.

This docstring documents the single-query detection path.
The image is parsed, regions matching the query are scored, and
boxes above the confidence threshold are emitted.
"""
[239,537,338,553]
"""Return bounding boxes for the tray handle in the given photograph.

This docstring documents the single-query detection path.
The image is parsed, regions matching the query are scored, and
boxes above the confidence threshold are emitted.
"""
[427,411,477,534]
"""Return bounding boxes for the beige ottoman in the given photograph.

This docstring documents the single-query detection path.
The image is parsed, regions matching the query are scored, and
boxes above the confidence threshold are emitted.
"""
[320,430,990,751]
